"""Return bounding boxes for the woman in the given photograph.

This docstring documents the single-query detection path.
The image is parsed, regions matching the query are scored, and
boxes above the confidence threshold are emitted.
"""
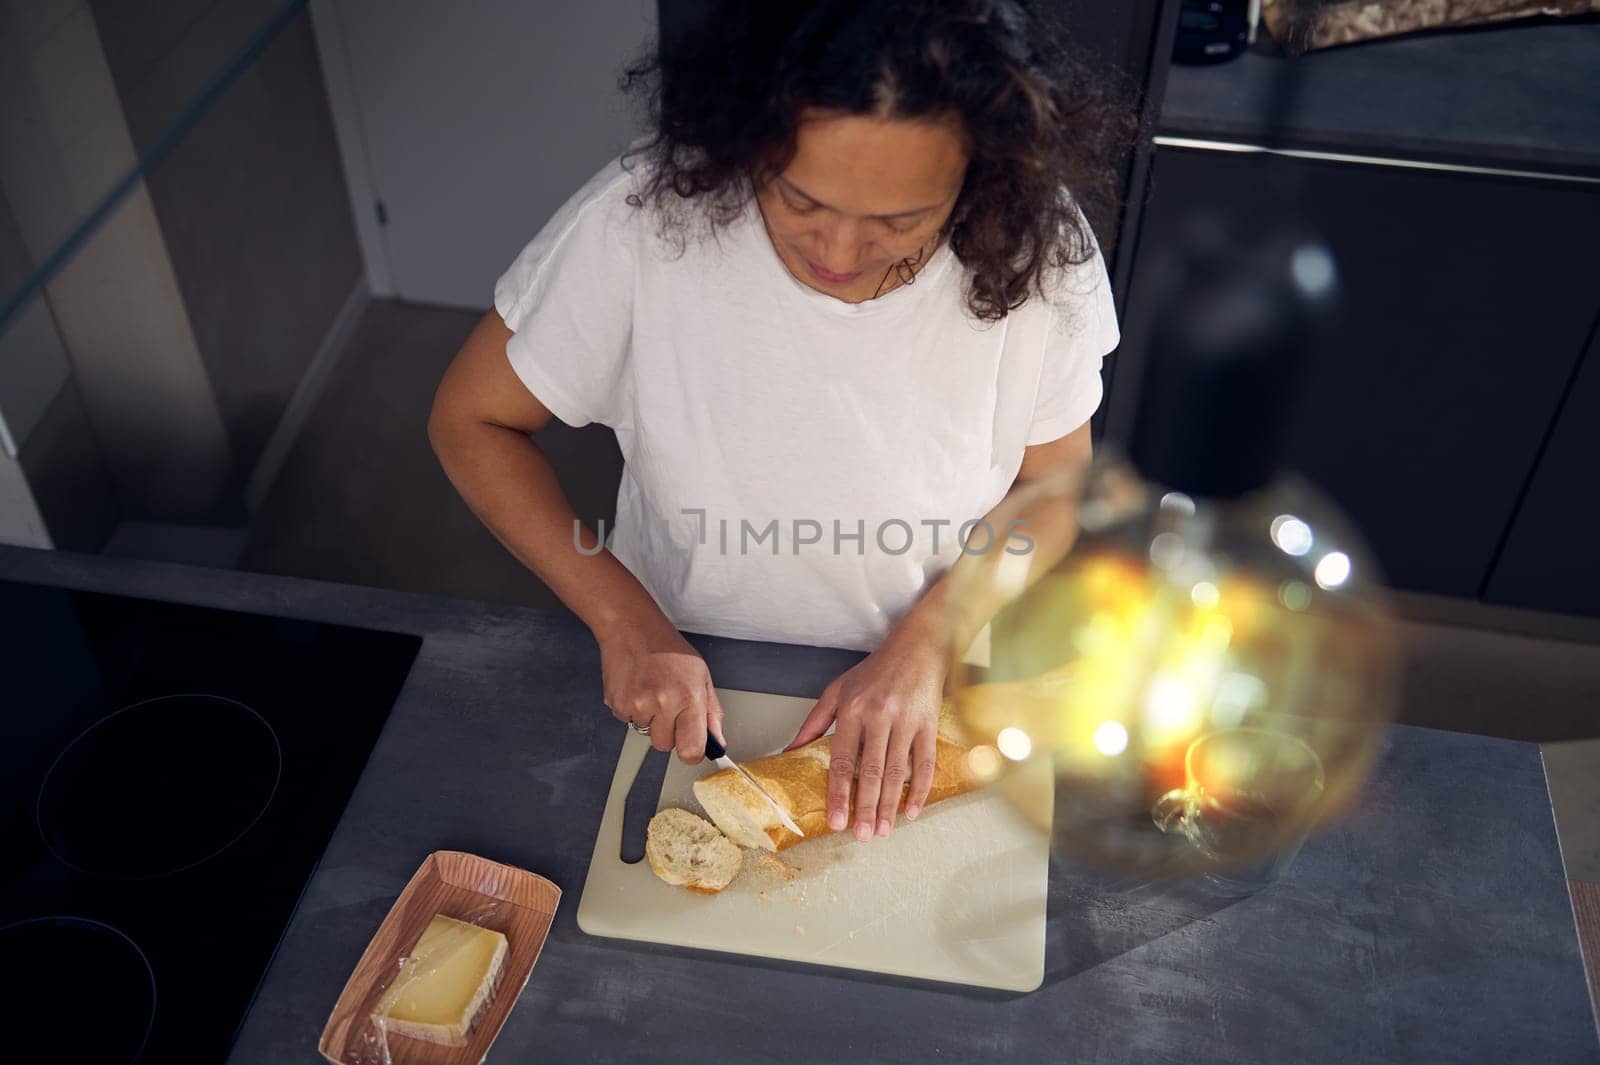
[428,1,1129,846]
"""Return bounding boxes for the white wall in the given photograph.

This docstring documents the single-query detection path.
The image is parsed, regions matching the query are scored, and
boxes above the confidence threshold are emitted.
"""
[0,449,50,547]
[313,0,656,308]
[0,0,234,531]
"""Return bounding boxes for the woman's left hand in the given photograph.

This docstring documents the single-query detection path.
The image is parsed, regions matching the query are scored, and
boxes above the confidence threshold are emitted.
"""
[782,621,948,841]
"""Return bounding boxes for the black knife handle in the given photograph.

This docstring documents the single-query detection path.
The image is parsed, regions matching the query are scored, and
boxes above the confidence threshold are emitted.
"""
[705,734,726,760]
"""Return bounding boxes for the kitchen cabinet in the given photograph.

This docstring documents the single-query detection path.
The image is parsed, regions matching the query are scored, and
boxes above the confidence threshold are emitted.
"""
[1049,0,1179,278]
[1158,18,1600,179]
[1107,146,1600,602]
[1485,322,1600,617]
[1100,14,1600,616]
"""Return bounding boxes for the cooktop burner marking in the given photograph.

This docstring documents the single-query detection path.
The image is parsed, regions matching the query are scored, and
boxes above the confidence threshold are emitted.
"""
[36,693,284,880]
[0,916,156,1063]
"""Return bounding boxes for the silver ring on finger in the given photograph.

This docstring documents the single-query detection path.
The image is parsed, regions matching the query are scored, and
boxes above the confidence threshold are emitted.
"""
[628,721,651,735]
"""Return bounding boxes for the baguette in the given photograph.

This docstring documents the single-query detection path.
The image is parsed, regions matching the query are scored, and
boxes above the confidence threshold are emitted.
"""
[691,700,979,853]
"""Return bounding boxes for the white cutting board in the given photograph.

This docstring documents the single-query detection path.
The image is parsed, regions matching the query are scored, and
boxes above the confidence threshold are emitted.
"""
[576,687,1049,992]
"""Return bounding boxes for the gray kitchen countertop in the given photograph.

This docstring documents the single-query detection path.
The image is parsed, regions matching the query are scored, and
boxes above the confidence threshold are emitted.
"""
[3,545,1596,1064]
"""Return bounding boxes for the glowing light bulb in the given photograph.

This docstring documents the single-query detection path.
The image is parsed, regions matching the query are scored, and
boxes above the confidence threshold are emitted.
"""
[966,745,1003,780]
[1149,532,1185,570]
[1093,721,1129,757]
[1144,674,1203,741]
[944,453,1396,880]
[1160,492,1196,515]
[1270,515,1313,556]
[996,727,1033,761]
[1291,244,1337,297]
[1278,581,1311,611]
[1211,671,1267,728]
[1315,551,1351,589]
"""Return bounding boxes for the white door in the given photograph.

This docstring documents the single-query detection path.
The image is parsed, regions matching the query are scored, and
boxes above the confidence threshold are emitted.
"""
[317,0,655,308]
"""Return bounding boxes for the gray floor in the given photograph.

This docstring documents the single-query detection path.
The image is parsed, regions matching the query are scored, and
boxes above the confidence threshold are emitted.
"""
[237,301,622,609]
[235,299,1599,999]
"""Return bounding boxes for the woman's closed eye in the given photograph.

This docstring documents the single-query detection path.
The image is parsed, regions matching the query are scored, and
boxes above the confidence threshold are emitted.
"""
[882,216,923,234]
[779,189,925,233]
[779,190,820,216]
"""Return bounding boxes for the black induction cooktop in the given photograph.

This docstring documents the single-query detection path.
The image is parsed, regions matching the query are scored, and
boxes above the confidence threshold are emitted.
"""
[0,580,422,1063]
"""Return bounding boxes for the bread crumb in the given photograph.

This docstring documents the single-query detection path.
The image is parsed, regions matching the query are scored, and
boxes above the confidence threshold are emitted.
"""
[750,851,799,883]
[758,891,771,902]
[795,925,806,936]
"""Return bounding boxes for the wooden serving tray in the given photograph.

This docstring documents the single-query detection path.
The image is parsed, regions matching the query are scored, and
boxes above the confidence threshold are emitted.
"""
[319,851,560,1065]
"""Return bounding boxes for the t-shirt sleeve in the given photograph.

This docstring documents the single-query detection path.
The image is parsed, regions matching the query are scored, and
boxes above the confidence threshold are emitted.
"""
[1026,219,1121,447]
[493,165,635,429]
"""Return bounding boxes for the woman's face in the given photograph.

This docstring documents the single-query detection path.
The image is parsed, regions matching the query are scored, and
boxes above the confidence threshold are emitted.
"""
[755,109,970,299]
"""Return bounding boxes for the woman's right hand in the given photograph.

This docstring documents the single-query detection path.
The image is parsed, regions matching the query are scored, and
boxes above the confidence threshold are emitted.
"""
[598,617,725,764]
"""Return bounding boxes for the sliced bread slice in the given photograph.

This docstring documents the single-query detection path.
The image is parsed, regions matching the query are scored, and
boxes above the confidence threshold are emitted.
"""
[645,807,744,894]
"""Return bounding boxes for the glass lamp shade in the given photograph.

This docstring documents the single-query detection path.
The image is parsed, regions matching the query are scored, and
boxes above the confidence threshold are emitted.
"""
[943,448,1398,879]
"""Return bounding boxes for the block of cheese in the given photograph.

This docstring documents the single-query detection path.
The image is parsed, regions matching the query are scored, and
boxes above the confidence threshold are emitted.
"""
[372,914,508,1047]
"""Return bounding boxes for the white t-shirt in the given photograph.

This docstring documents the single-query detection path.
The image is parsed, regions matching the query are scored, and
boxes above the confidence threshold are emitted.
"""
[494,155,1119,652]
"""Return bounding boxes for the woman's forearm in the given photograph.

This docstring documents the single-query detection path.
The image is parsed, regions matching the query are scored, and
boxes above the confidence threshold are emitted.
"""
[892,472,1084,666]
[429,419,670,643]
[897,425,1093,662]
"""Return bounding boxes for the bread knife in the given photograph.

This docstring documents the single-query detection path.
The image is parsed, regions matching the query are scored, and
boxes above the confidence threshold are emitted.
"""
[704,734,805,838]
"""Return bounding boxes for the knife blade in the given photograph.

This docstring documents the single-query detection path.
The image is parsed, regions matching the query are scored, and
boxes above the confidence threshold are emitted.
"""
[705,734,804,838]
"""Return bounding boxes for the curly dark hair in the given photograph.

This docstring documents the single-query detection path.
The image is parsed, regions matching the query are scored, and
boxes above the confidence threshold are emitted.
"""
[618,0,1136,322]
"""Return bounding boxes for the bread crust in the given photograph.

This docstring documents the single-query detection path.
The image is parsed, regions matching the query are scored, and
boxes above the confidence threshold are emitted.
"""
[692,705,979,852]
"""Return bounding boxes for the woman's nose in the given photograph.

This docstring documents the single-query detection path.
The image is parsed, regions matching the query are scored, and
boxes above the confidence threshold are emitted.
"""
[815,219,870,273]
